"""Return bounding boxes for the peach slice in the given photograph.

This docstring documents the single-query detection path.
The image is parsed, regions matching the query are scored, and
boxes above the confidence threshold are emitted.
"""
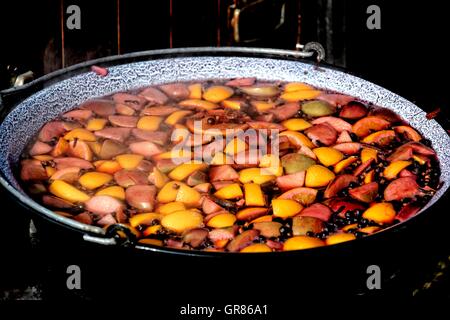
[86,118,108,131]
[251,101,276,112]
[161,210,204,233]
[236,207,269,221]
[157,181,183,203]
[164,110,193,126]
[279,130,315,148]
[179,99,218,110]
[352,116,390,137]
[305,165,336,188]
[361,148,378,163]
[281,118,312,131]
[207,213,237,228]
[283,236,325,251]
[168,161,208,181]
[364,170,375,184]
[49,180,90,203]
[394,126,421,142]
[244,183,265,207]
[95,186,125,201]
[272,199,303,218]
[128,212,161,228]
[142,225,162,236]
[281,89,321,102]
[95,160,122,174]
[221,99,244,110]
[362,202,396,224]
[240,243,272,253]
[188,83,203,99]
[175,184,202,207]
[203,86,234,103]
[283,82,314,92]
[156,201,186,215]
[63,128,97,142]
[115,154,144,170]
[51,138,69,157]
[238,168,275,185]
[67,140,93,161]
[361,130,395,146]
[383,161,412,180]
[79,172,113,190]
[313,147,344,166]
[137,116,163,131]
[325,233,356,245]
[214,183,243,200]
[334,156,358,174]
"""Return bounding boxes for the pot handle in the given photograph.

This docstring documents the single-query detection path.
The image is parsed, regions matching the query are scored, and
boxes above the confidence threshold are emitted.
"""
[0,71,35,118]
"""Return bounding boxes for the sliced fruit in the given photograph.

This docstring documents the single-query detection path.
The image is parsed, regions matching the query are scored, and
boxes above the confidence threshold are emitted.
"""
[301,100,334,117]
[142,225,162,236]
[240,85,279,98]
[164,110,192,126]
[283,82,314,92]
[272,199,303,218]
[207,213,237,228]
[175,184,202,206]
[325,233,356,245]
[305,165,336,188]
[281,118,312,131]
[361,130,395,146]
[224,138,248,155]
[161,210,204,233]
[79,172,113,190]
[349,182,378,203]
[364,170,375,184]
[168,161,208,181]
[221,99,244,110]
[292,216,323,236]
[188,83,202,99]
[244,183,265,207]
[339,101,368,119]
[352,116,390,137]
[156,201,186,215]
[129,212,161,228]
[67,140,93,161]
[279,131,315,148]
[95,186,125,200]
[281,89,321,102]
[214,183,243,200]
[283,236,325,251]
[203,86,234,103]
[383,161,411,180]
[49,180,90,203]
[240,243,272,253]
[324,174,357,199]
[179,99,218,110]
[51,138,69,157]
[64,128,96,141]
[236,207,269,221]
[362,202,396,224]
[281,153,316,174]
[157,181,183,203]
[251,101,275,112]
[334,156,358,174]
[137,116,163,131]
[361,148,378,163]
[278,187,318,206]
[313,147,344,166]
[238,168,275,185]
[95,160,122,174]
[86,118,108,131]
[394,126,421,142]
[210,152,234,165]
[115,154,144,170]
[276,171,305,191]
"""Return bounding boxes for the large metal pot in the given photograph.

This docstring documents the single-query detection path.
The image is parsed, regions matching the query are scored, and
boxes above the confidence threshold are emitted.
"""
[1,48,449,299]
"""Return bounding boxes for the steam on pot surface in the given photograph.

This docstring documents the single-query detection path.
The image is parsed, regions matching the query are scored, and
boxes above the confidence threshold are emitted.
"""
[18,78,441,252]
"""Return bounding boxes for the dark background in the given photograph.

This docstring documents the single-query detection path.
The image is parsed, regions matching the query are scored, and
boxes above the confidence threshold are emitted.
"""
[0,0,449,302]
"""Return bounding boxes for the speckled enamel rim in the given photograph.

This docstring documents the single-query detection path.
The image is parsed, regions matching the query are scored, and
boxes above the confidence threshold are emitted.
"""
[0,47,449,247]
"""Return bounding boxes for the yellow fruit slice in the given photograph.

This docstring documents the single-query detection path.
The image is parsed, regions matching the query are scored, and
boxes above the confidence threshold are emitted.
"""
[244,183,265,207]
[165,110,192,126]
[137,116,163,131]
[78,172,113,190]
[241,243,272,253]
[281,118,312,131]
[251,101,275,112]
[157,181,183,203]
[168,161,208,181]
[272,199,303,218]
[203,86,234,103]
[238,168,275,185]
[64,128,96,142]
[86,118,108,131]
[224,138,248,155]
[313,147,344,166]
[156,201,186,215]
[188,83,203,99]
[115,154,144,170]
[383,161,411,180]
[49,180,90,203]
[361,148,378,163]
[175,184,202,207]
[129,212,161,228]
[305,165,335,187]
[280,89,321,102]
[362,203,396,224]
[161,210,204,233]
[179,99,218,110]
[279,131,315,148]
[283,236,325,251]
[283,82,315,92]
[334,156,358,173]
[96,186,125,200]
[325,233,356,245]
[207,213,237,228]
[214,183,243,199]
